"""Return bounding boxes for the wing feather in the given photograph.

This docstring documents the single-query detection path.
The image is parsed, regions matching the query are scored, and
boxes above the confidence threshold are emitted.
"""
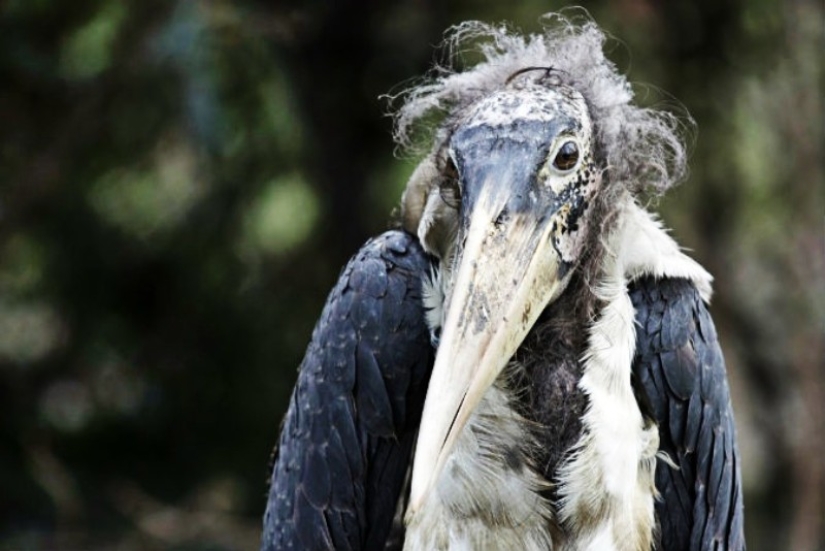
[262,231,433,550]
[630,276,745,551]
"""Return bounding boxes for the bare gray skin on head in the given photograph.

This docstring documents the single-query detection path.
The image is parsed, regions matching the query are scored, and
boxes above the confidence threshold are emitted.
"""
[415,83,601,292]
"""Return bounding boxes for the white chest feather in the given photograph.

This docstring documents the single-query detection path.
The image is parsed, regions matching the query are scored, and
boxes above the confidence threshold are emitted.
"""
[404,283,657,551]
[403,382,554,551]
[554,253,659,551]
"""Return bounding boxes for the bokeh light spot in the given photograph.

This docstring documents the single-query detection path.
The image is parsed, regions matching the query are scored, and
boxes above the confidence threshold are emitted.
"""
[241,174,319,256]
[60,2,127,79]
[0,233,46,294]
[40,380,94,433]
[0,301,64,364]
[87,136,206,240]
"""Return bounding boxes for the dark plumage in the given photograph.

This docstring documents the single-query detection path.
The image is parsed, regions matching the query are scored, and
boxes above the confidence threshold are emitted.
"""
[261,231,433,550]
[631,276,745,550]
[510,272,593,498]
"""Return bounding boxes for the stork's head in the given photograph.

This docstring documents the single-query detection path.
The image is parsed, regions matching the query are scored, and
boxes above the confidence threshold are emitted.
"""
[393,14,690,513]
[404,77,604,511]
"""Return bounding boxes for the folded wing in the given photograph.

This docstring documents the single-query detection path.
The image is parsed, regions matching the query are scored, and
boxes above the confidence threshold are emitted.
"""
[262,231,434,551]
[630,276,745,551]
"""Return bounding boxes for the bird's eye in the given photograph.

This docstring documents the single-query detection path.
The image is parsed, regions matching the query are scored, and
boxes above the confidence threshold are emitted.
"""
[439,158,461,208]
[552,141,579,171]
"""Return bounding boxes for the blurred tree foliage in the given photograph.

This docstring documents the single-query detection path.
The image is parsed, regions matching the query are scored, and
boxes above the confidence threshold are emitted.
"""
[0,0,821,549]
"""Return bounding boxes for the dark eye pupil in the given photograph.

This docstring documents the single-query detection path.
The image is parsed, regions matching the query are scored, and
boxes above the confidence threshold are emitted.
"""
[439,158,461,208]
[553,141,579,170]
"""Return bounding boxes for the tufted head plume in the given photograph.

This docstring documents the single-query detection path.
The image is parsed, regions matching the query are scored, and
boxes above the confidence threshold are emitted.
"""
[392,11,692,239]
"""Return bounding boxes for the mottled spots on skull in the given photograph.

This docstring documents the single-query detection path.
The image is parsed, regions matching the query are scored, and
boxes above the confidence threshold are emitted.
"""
[501,95,523,111]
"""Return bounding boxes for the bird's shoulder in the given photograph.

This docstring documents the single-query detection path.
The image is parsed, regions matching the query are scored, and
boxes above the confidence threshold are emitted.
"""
[629,275,745,551]
[263,230,435,551]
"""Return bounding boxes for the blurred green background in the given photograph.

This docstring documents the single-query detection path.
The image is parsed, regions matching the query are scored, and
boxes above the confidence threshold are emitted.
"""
[0,0,821,549]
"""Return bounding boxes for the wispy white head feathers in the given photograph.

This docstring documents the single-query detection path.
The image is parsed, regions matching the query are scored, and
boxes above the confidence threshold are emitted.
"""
[390,12,691,197]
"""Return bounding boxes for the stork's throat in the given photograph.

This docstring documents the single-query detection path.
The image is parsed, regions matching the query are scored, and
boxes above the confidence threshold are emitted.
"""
[510,272,596,495]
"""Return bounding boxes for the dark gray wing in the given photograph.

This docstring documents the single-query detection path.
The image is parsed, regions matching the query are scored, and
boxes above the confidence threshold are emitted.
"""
[629,276,745,551]
[261,231,434,551]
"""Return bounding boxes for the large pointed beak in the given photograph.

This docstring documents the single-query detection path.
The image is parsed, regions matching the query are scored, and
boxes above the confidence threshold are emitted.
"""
[408,160,572,513]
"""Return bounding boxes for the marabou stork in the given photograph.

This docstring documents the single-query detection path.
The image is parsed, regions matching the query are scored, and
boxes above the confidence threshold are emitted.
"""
[262,14,745,551]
